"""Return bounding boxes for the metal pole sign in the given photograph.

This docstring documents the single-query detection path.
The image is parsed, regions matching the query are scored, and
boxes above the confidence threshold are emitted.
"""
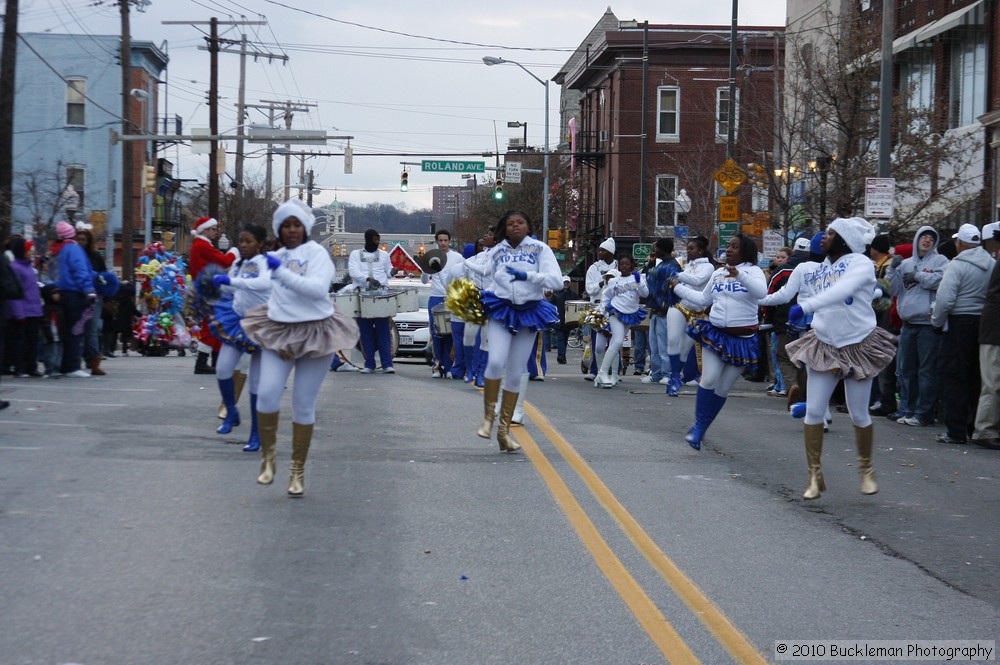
[864,177,895,218]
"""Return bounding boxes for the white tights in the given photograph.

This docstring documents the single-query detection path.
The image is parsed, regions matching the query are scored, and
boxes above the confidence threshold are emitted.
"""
[698,347,744,397]
[256,349,336,424]
[216,345,262,393]
[805,368,872,427]
[602,316,627,367]
[666,306,695,358]
[484,319,538,389]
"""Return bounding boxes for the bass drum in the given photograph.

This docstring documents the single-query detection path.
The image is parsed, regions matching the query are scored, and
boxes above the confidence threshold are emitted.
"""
[337,319,400,369]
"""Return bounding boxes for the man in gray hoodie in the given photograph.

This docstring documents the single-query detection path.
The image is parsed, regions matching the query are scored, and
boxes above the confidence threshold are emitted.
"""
[930,224,995,443]
[887,225,950,427]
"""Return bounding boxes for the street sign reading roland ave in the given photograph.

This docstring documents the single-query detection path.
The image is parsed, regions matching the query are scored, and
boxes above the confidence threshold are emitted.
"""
[421,160,485,173]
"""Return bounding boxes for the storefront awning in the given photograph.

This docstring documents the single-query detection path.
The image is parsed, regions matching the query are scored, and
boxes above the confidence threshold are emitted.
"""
[893,0,984,54]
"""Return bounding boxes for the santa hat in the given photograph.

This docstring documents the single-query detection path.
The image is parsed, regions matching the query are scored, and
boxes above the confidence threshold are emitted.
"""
[193,217,218,235]
[599,237,616,254]
[272,199,315,237]
[828,216,876,254]
[55,220,76,240]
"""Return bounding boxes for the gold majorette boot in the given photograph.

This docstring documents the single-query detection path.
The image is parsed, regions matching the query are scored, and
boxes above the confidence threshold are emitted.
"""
[478,378,501,439]
[855,424,878,495]
[288,422,314,497]
[496,390,522,452]
[802,423,826,500]
[256,411,280,485]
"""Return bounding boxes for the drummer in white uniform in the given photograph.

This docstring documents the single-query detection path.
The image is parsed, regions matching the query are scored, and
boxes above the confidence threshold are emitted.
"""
[348,229,398,374]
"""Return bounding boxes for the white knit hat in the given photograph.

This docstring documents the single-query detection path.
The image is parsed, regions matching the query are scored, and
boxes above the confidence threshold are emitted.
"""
[599,237,616,254]
[828,217,876,254]
[272,199,315,237]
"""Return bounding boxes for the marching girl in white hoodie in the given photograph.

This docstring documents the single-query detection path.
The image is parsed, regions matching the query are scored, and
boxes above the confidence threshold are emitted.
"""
[665,236,715,394]
[207,223,272,452]
[241,200,360,497]
[595,255,648,388]
[465,211,563,452]
[672,235,767,450]
[784,217,896,500]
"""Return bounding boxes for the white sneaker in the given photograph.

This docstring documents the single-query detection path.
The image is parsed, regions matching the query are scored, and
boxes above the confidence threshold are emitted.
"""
[641,375,655,384]
[431,370,441,378]
[658,377,669,385]
[359,368,374,374]
[383,367,396,374]
[64,370,90,378]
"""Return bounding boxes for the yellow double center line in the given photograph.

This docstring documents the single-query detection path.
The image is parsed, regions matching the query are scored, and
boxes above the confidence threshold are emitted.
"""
[516,403,768,665]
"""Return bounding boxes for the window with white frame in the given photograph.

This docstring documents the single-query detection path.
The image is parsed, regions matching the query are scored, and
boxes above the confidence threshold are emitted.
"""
[949,30,987,129]
[66,79,85,126]
[716,88,739,139]
[655,175,678,227]
[656,87,679,141]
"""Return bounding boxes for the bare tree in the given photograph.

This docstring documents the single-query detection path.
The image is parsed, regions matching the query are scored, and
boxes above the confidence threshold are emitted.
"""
[780,3,982,236]
[14,161,74,243]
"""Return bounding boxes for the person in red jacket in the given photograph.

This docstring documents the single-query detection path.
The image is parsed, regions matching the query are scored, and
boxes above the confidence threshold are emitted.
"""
[189,216,237,374]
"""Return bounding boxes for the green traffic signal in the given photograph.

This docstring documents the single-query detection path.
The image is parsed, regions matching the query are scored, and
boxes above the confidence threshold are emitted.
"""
[400,171,409,192]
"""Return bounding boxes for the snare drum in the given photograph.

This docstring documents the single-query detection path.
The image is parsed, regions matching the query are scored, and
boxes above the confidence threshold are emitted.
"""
[565,300,591,319]
[431,304,452,336]
[359,291,397,318]
[331,291,360,317]
[390,288,419,314]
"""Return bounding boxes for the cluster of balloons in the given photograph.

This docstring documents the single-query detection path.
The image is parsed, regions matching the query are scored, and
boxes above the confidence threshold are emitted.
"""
[133,243,191,352]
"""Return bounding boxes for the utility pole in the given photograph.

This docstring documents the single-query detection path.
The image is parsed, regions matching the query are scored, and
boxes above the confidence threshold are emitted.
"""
[203,34,286,193]
[120,0,135,278]
[258,99,317,201]
[0,0,19,245]
[163,18,268,216]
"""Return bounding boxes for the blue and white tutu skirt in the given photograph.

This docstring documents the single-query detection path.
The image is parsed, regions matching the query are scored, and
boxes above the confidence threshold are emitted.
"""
[607,305,647,327]
[480,291,559,334]
[209,296,259,354]
[686,318,759,371]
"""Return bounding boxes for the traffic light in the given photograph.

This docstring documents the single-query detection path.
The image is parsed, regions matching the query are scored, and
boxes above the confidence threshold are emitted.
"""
[494,176,504,200]
[161,231,175,251]
[400,170,409,192]
[143,164,157,193]
[547,229,562,249]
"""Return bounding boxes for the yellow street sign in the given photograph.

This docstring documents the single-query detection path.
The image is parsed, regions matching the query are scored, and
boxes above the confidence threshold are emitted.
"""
[719,196,739,222]
[712,158,747,194]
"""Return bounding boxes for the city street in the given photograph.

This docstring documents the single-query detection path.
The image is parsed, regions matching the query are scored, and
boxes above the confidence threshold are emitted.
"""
[1,346,997,664]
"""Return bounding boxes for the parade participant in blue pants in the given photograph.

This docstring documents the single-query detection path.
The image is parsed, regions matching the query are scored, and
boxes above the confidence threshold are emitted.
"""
[349,229,398,374]
[422,229,465,378]
[463,234,494,387]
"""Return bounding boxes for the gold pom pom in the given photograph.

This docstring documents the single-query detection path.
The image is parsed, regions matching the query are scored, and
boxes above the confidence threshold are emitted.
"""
[445,277,487,325]
[580,306,609,331]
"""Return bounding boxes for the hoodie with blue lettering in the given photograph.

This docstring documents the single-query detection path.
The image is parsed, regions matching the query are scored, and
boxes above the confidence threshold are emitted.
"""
[796,252,877,348]
[468,235,563,304]
[886,225,950,325]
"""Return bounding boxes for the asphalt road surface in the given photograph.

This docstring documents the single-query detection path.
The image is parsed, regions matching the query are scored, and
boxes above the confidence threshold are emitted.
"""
[1,346,997,664]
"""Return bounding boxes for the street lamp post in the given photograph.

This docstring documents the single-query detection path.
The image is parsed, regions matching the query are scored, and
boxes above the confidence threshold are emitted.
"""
[483,56,550,240]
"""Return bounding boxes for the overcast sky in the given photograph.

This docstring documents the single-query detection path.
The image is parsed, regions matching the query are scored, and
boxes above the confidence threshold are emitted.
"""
[18,0,786,211]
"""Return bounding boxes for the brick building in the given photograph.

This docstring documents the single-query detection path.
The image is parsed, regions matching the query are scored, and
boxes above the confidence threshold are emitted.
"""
[559,19,784,261]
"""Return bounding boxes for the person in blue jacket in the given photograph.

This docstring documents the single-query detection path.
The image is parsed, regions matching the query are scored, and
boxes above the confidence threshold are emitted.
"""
[48,221,95,378]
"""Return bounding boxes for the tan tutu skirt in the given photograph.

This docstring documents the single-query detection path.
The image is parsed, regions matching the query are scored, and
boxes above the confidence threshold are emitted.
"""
[241,305,360,361]
[786,327,896,380]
